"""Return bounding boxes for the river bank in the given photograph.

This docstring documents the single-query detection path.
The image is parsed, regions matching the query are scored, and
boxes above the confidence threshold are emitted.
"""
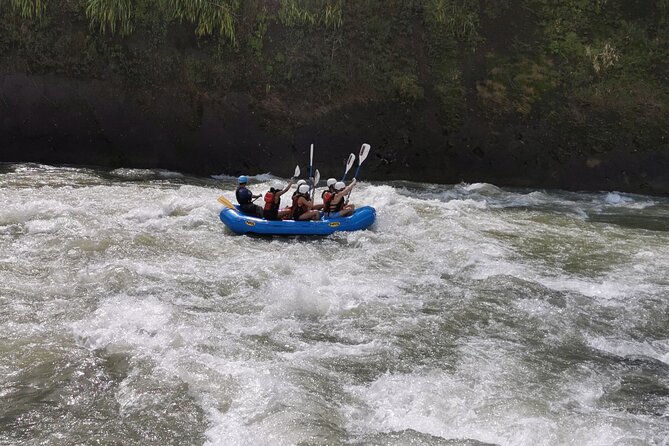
[3,73,668,195]
[1,1,667,194]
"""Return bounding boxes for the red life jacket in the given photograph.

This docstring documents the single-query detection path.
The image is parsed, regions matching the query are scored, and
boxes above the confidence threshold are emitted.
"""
[322,190,335,211]
[264,191,276,212]
[326,192,344,213]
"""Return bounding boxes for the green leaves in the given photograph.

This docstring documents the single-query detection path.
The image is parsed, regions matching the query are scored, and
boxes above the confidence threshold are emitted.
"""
[323,2,342,30]
[427,0,482,49]
[86,0,133,35]
[390,72,424,103]
[167,0,239,42]
[82,0,240,40]
[2,0,47,19]
[278,0,343,30]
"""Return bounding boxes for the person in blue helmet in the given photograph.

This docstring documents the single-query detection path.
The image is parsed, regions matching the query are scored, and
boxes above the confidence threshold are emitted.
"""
[235,175,263,217]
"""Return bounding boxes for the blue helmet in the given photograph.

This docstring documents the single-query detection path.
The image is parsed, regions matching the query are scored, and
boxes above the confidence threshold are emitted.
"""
[238,175,248,184]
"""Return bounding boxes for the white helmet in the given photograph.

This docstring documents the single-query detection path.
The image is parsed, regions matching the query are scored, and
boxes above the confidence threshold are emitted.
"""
[334,181,345,191]
[296,179,307,187]
[298,184,310,194]
[326,178,337,187]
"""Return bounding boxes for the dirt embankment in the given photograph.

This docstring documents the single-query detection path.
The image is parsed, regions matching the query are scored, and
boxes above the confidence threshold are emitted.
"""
[1,1,667,193]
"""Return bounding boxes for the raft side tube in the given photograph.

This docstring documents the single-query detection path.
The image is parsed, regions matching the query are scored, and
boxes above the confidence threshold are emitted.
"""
[219,206,376,235]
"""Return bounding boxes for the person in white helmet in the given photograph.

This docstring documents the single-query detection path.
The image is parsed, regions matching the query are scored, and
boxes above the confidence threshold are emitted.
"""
[291,179,308,199]
[320,178,338,212]
[326,178,357,217]
[290,183,322,221]
[282,179,308,219]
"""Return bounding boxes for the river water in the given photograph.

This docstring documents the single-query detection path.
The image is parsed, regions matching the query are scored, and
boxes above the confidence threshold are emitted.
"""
[1,163,668,446]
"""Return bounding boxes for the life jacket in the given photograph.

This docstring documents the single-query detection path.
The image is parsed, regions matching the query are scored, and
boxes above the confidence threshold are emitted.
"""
[327,192,344,213]
[263,190,280,220]
[322,190,335,211]
[264,191,278,212]
[236,186,252,205]
[291,193,309,220]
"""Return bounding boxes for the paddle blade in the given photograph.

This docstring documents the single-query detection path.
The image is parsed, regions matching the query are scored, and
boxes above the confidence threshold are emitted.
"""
[218,196,235,209]
[314,169,320,187]
[359,143,371,164]
[294,165,300,178]
[345,153,356,173]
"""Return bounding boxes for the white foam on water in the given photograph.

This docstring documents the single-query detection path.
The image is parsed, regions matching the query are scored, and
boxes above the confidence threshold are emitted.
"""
[156,169,185,179]
[202,368,305,446]
[23,216,70,234]
[110,168,156,179]
[344,365,581,445]
[344,338,663,446]
[121,206,167,223]
[263,284,333,319]
[605,192,625,204]
[464,182,503,194]
[71,295,173,353]
[2,165,668,446]
[0,198,78,226]
[587,336,669,365]
[603,191,657,209]
[211,172,274,182]
[538,276,634,301]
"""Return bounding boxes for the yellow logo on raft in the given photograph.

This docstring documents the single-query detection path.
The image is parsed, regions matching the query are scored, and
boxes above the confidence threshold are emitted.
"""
[329,222,341,227]
[245,221,256,226]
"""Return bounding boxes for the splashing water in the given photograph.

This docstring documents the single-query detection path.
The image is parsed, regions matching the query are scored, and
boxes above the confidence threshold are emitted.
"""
[1,163,668,445]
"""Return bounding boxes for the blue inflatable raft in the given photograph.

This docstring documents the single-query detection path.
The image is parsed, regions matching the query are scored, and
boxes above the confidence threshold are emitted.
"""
[219,206,376,235]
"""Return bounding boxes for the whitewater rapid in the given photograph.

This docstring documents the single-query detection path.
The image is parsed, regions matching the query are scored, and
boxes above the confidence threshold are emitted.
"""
[1,163,668,446]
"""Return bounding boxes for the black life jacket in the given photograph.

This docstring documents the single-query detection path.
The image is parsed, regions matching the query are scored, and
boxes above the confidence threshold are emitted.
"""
[291,193,309,219]
[236,186,252,205]
[327,192,344,213]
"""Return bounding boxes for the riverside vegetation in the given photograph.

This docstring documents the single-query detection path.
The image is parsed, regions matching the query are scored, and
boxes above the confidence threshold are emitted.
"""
[1,0,668,193]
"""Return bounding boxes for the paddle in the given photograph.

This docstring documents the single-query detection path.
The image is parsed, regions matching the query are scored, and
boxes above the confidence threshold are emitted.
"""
[351,144,370,180]
[218,195,235,209]
[346,143,371,204]
[308,143,314,182]
[310,169,320,200]
[250,165,301,202]
[341,153,356,181]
